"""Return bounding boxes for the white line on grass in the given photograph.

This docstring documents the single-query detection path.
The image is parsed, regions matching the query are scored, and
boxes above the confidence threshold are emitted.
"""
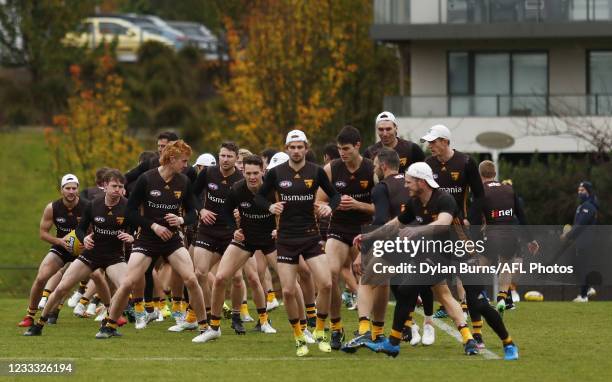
[0,356,482,362]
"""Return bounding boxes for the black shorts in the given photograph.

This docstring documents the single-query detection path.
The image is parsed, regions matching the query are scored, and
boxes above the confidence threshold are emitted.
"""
[132,234,184,260]
[194,231,233,255]
[230,240,276,256]
[77,250,125,271]
[276,236,323,265]
[327,226,361,247]
[49,245,75,265]
[184,226,197,248]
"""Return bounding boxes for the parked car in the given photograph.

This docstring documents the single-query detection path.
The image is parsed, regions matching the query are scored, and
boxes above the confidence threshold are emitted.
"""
[166,21,222,60]
[64,17,175,56]
[119,14,188,51]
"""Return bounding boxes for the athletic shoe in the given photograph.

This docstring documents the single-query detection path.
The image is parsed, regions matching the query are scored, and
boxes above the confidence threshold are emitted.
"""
[47,311,59,325]
[433,307,448,319]
[145,310,159,324]
[572,295,588,303]
[18,316,34,327]
[67,291,82,308]
[260,322,277,334]
[410,324,421,346]
[505,297,516,310]
[422,323,435,345]
[266,298,280,312]
[171,310,184,324]
[330,329,345,350]
[155,308,164,322]
[73,303,86,317]
[38,296,48,310]
[295,335,309,357]
[347,295,358,311]
[340,333,371,353]
[124,304,136,323]
[503,343,519,361]
[496,299,506,314]
[587,287,597,298]
[222,303,232,319]
[167,320,198,332]
[401,326,412,343]
[364,337,399,358]
[160,305,172,318]
[117,316,128,327]
[342,291,353,307]
[464,339,479,355]
[231,313,246,335]
[23,324,43,336]
[473,333,486,349]
[94,308,107,322]
[303,328,316,344]
[135,311,147,329]
[95,326,121,339]
[241,314,255,323]
[312,329,332,352]
[192,327,221,343]
[86,302,97,317]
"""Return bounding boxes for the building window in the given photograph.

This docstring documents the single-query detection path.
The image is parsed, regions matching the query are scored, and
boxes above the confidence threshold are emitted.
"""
[588,51,612,115]
[448,51,548,116]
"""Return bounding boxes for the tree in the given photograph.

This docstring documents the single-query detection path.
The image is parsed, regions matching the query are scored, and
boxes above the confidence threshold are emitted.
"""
[45,54,142,187]
[218,0,365,152]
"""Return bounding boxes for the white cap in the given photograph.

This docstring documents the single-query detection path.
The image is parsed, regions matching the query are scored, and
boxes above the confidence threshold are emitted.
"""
[375,111,397,126]
[61,173,79,188]
[194,153,216,167]
[285,130,308,145]
[421,124,451,142]
[406,162,439,189]
[267,152,289,170]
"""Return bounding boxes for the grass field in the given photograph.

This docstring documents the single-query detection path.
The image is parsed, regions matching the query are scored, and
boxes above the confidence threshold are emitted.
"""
[3,300,612,381]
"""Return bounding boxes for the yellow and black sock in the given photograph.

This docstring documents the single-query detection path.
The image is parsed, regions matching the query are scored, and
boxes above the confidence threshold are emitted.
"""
[389,329,402,346]
[330,317,343,332]
[472,320,483,342]
[198,319,209,332]
[267,290,276,303]
[315,313,328,332]
[91,294,101,305]
[299,319,307,331]
[289,318,303,338]
[133,298,145,314]
[460,300,468,313]
[78,281,87,294]
[458,324,473,344]
[404,311,414,328]
[79,297,90,306]
[37,315,48,327]
[171,296,181,312]
[185,304,197,323]
[305,303,316,319]
[497,291,508,303]
[27,308,37,318]
[205,306,212,318]
[502,336,513,346]
[144,300,155,313]
[358,316,370,335]
[210,315,221,330]
[372,321,385,340]
[42,289,51,299]
[106,319,118,329]
[240,300,249,316]
[257,308,268,325]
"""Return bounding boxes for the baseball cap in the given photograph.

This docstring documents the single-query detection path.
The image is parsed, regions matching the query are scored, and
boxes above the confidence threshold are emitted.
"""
[421,124,451,143]
[267,152,290,170]
[194,153,216,167]
[285,130,308,145]
[61,174,79,188]
[375,111,397,126]
[406,162,439,189]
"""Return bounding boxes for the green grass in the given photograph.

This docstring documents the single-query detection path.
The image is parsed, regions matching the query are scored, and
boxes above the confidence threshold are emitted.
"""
[2,301,612,380]
[0,129,58,296]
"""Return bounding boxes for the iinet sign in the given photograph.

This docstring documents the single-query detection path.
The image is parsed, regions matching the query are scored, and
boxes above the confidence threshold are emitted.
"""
[491,208,513,218]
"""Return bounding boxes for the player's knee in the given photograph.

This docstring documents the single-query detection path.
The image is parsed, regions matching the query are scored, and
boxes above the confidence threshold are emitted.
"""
[214,273,229,287]
[183,275,199,290]
[318,279,332,293]
[53,283,70,297]
[194,268,208,282]
[282,286,296,301]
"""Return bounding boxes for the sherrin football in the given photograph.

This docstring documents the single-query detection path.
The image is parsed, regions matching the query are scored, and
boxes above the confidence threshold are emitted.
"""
[524,290,544,302]
[65,230,83,257]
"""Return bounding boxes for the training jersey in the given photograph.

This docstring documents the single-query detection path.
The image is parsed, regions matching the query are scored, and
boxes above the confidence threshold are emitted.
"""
[193,165,243,236]
[329,158,374,228]
[125,155,197,186]
[76,196,129,255]
[224,179,276,247]
[255,161,340,240]
[51,198,88,238]
[364,138,425,174]
[425,150,483,218]
[127,168,197,237]
[372,173,410,225]
[80,187,105,203]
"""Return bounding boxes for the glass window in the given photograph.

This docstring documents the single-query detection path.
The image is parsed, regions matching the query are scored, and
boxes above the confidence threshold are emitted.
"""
[475,53,510,116]
[589,51,612,115]
[449,52,469,94]
[99,22,128,36]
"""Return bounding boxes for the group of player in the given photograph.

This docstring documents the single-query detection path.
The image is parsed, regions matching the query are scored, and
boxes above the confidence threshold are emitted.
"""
[18,111,535,360]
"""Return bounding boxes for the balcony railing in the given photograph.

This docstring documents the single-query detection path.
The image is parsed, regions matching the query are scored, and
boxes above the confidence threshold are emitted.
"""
[384,94,612,117]
[374,0,612,25]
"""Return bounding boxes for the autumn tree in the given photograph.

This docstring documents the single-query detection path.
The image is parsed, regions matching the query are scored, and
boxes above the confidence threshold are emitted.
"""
[45,55,142,187]
[218,0,367,152]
